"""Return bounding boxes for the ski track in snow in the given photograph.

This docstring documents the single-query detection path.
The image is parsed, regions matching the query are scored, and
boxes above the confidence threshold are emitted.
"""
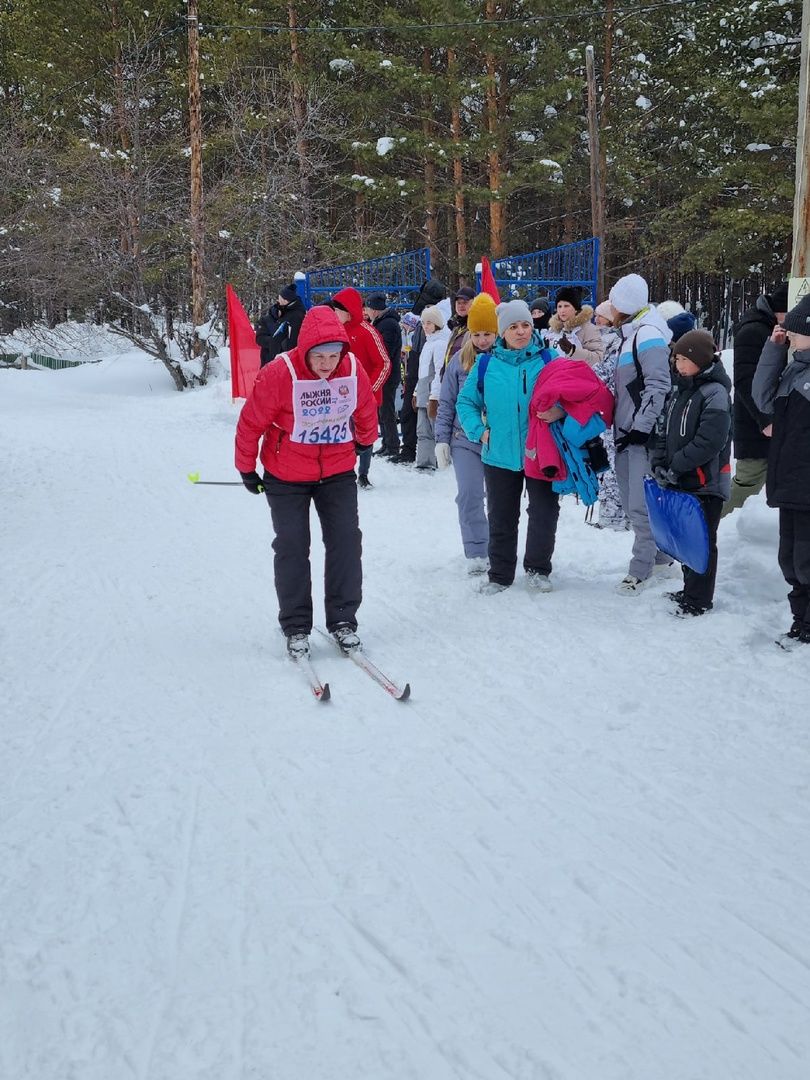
[1,358,809,1080]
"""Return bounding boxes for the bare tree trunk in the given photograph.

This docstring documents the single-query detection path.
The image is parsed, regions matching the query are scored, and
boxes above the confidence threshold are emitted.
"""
[598,0,614,291]
[288,1,315,265]
[484,0,504,258]
[422,48,439,267]
[187,0,206,359]
[448,47,468,274]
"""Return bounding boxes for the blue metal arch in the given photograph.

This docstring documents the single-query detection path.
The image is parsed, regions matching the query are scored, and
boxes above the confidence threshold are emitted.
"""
[303,248,432,310]
[478,238,600,306]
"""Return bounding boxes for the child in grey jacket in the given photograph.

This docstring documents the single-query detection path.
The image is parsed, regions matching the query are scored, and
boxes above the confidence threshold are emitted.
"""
[434,294,498,573]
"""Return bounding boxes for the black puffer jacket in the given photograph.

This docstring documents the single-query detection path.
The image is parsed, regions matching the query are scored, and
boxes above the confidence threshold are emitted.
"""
[752,344,810,511]
[732,296,778,459]
[372,307,403,388]
[255,298,306,367]
[651,360,732,499]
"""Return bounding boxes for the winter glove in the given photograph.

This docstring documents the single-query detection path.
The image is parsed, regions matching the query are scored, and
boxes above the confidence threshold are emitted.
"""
[435,443,452,469]
[615,428,651,454]
[240,470,265,495]
[354,442,373,455]
[557,335,575,356]
[427,399,439,420]
[653,465,679,487]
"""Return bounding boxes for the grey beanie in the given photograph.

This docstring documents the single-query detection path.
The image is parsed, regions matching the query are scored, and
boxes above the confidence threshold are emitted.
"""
[497,298,533,337]
[783,293,810,335]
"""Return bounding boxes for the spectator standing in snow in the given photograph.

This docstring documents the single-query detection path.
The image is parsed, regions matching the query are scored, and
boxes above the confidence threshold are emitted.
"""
[399,278,446,462]
[656,300,697,345]
[235,305,378,658]
[414,306,450,470]
[723,282,789,517]
[456,299,561,594]
[329,287,391,489]
[609,273,674,594]
[752,294,810,648]
[649,330,732,617]
[543,287,605,368]
[529,297,552,333]
[363,292,403,461]
[590,300,627,530]
[434,293,499,573]
[255,282,306,367]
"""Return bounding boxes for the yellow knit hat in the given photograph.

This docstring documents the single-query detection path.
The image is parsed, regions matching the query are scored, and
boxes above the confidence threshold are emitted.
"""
[466,293,499,334]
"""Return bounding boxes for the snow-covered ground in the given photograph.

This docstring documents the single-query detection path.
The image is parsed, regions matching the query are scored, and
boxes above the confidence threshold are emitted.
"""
[1,355,808,1080]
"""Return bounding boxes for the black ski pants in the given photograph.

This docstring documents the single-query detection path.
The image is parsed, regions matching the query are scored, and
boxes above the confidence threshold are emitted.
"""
[378,365,401,456]
[484,464,560,586]
[682,495,722,610]
[263,470,362,636]
[778,508,810,628]
[399,351,419,458]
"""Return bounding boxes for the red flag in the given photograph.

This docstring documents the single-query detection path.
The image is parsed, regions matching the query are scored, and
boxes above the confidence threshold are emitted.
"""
[226,284,261,399]
[479,256,501,303]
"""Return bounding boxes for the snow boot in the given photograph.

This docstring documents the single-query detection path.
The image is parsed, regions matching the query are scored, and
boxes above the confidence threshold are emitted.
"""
[332,624,362,653]
[673,599,712,618]
[526,571,553,593]
[776,621,810,650]
[478,580,509,596]
[358,475,372,490]
[664,589,686,604]
[286,633,310,660]
[466,557,489,576]
[615,575,649,596]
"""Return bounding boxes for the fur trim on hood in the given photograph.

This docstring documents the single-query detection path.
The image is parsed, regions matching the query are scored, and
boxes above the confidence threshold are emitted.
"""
[549,305,595,334]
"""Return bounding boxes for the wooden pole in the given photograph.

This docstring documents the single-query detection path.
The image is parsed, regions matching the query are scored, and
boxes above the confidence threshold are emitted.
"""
[187,0,205,352]
[790,0,810,286]
[585,44,605,300]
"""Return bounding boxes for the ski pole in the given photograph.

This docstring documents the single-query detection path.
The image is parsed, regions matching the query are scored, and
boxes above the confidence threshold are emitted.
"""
[187,472,245,487]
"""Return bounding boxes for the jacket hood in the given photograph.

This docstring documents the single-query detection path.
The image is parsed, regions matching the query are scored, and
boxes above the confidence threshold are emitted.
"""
[735,298,777,335]
[549,305,595,333]
[621,305,673,344]
[331,287,365,326]
[411,278,447,315]
[297,305,350,356]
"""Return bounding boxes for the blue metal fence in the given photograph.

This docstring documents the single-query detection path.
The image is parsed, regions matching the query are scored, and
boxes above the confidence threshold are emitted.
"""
[478,238,600,305]
[303,248,432,310]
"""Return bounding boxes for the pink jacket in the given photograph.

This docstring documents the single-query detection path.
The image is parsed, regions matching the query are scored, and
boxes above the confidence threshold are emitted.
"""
[525,359,615,481]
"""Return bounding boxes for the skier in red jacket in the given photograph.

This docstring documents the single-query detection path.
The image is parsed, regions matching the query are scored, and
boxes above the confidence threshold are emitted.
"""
[235,305,379,658]
[330,287,391,488]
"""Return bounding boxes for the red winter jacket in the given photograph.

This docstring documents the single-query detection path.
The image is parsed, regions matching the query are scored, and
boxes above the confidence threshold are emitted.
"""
[332,287,391,404]
[235,305,379,483]
[525,359,615,481]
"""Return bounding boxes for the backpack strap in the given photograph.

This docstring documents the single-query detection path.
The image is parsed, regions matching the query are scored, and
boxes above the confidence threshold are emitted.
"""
[476,352,492,395]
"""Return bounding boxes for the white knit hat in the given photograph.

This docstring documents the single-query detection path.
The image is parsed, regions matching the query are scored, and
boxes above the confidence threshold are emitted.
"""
[656,299,685,322]
[421,304,445,330]
[608,273,649,316]
[496,298,533,336]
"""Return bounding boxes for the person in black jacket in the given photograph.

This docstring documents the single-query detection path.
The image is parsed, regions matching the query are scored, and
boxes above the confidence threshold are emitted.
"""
[650,330,732,617]
[398,278,446,463]
[722,282,789,516]
[752,294,810,648]
[364,292,403,459]
[255,282,306,367]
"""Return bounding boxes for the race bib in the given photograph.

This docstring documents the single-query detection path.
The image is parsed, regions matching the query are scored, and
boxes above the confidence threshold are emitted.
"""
[284,355,357,445]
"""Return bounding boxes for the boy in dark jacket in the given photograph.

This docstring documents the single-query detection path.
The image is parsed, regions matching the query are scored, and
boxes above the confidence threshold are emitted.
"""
[650,330,732,617]
[752,294,810,648]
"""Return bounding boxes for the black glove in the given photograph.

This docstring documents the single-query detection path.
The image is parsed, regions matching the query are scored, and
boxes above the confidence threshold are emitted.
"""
[558,335,575,356]
[615,428,651,453]
[240,470,265,495]
[354,442,373,455]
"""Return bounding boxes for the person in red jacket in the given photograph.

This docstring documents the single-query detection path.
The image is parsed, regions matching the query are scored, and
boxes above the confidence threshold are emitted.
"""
[330,287,391,489]
[235,305,379,659]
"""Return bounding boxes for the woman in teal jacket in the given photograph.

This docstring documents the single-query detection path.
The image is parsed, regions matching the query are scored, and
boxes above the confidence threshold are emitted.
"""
[457,299,561,594]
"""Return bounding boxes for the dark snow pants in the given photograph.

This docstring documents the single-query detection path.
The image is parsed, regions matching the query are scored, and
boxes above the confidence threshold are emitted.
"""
[484,464,560,586]
[778,508,810,629]
[681,495,722,610]
[378,367,401,456]
[263,470,362,636]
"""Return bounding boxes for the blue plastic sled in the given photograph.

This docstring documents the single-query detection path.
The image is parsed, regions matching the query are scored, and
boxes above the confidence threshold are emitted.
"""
[643,477,710,574]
